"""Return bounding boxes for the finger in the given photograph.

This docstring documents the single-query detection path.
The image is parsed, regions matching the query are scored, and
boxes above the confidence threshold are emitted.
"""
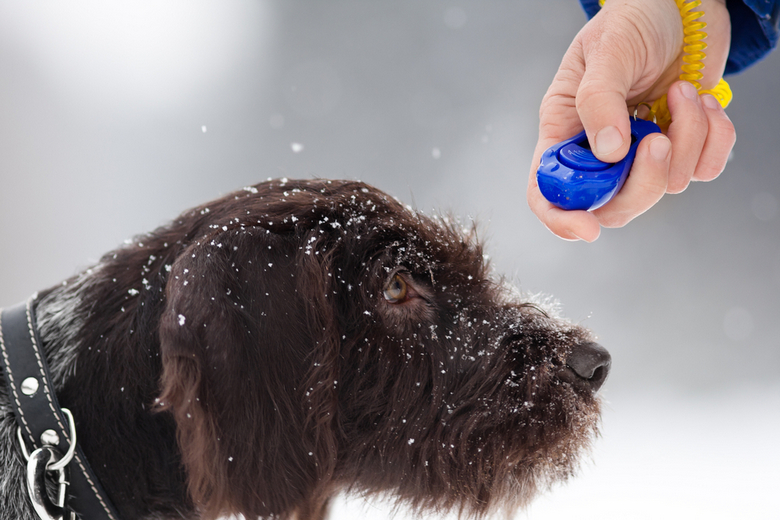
[533,42,589,174]
[529,44,633,242]
[533,90,582,174]
[529,43,601,242]
[692,93,736,182]
[575,45,635,163]
[591,133,671,228]
[665,81,709,193]
[527,167,602,242]
[529,94,589,240]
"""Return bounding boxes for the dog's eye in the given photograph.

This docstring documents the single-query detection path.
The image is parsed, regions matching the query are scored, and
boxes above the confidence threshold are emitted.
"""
[383,274,408,303]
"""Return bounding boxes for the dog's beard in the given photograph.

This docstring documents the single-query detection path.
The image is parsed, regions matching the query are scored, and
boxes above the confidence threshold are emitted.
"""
[335,307,601,518]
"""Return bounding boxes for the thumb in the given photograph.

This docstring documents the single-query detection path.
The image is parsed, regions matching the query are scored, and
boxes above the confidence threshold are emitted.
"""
[576,50,635,163]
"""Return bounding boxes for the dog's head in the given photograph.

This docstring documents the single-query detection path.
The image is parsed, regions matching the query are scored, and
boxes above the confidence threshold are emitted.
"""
[155,179,609,519]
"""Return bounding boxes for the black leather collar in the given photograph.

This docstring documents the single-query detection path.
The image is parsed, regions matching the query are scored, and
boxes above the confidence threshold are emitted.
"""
[1,297,121,520]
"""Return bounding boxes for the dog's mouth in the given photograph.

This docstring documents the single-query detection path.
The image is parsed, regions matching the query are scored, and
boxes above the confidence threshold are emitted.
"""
[557,342,611,393]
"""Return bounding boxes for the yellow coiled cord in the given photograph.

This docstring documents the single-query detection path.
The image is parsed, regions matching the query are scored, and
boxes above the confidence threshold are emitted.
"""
[598,0,733,126]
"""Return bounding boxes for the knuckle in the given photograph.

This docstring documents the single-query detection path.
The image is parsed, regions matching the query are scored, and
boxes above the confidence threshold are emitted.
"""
[595,205,639,228]
[538,93,558,120]
[666,177,691,194]
[598,213,632,229]
[692,118,736,183]
[693,166,724,183]
[665,162,691,194]
[715,117,737,146]
[574,80,609,111]
[539,91,576,122]
[688,107,709,130]
[693,152,729,183]
[631,156,669,195]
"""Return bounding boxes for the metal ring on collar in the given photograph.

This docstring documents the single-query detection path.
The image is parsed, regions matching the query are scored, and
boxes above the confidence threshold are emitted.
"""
[16,408,78,471]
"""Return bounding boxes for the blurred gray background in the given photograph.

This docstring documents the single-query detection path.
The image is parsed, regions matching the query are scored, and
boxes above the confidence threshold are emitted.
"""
[1,1,778,518]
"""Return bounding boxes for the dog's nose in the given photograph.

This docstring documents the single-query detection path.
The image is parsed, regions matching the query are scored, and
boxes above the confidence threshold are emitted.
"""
[559,342,611,393]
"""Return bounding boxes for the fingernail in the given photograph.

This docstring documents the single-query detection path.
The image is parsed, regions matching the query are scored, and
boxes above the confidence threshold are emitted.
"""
[680,81,699,100]
[567,229,598,243]
[649,135,671,162]
[594,126,623,157]
[565,229,584,242]
[701,93,721,110]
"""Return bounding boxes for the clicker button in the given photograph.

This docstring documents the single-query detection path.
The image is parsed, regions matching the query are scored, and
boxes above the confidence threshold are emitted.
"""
[557,143,611,172]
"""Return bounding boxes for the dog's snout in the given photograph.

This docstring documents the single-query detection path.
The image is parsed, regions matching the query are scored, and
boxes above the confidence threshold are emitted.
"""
[560,342,611,393]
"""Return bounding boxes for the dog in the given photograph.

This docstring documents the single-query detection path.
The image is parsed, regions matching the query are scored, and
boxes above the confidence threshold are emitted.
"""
[0,179,610,520]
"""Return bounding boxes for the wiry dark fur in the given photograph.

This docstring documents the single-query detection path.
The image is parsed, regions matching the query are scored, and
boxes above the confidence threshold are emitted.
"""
[0,179,603,520]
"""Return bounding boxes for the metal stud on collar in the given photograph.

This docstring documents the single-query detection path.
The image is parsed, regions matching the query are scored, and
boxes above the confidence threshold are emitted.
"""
[21,376,40,396]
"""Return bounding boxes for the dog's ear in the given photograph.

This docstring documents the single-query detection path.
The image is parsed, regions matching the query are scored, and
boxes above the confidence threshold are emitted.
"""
[157,226,339,519]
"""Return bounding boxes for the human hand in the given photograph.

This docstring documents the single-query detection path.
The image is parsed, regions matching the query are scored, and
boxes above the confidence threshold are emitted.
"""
[528,0,736,242]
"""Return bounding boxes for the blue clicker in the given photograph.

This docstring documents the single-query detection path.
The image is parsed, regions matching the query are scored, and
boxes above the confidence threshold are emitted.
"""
[536,117,661,211]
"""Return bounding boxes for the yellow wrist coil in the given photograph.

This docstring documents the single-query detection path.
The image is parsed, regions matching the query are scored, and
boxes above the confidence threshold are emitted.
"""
[598,0,733,126]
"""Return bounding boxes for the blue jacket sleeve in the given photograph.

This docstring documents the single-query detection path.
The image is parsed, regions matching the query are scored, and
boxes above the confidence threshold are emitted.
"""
[727,0,779,73]
[577,0,779,74]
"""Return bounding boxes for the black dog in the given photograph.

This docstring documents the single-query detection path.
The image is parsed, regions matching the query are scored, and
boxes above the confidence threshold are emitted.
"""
[0,179,610,520]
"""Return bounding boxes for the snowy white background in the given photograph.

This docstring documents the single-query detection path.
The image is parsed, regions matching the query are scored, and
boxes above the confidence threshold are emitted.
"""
[1,1,778,519]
